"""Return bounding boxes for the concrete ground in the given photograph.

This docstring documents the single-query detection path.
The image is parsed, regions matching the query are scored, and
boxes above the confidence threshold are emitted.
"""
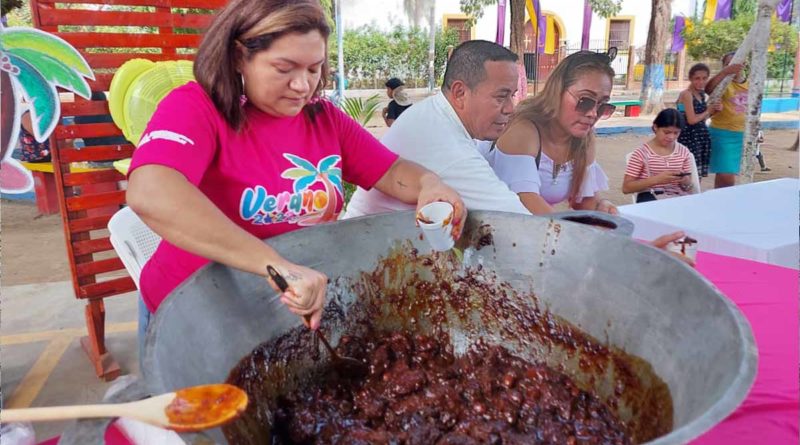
[1,282,139,441]
[1,118,797,442]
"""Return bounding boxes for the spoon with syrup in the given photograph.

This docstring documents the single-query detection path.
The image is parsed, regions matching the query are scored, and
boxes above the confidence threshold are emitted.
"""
[1,384,248,432]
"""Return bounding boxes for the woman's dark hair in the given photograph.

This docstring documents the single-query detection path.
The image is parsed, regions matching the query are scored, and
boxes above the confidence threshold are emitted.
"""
[653,108,685,129]
[688,63,710,78]
[194,0,330,130]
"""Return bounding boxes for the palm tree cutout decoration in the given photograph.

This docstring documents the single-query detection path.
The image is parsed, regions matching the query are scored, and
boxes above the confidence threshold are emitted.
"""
[0,26,94,194]
[281,153,343,225]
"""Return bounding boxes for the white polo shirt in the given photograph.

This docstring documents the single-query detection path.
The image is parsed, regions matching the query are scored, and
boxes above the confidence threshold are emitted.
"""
[343,93,529,218]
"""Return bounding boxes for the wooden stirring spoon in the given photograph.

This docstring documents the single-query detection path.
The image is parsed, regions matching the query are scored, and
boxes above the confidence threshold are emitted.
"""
[267,265,368,378]
[1,384,247,433]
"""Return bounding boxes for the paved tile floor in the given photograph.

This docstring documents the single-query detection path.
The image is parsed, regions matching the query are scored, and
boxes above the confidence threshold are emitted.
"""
[1,281,139,442]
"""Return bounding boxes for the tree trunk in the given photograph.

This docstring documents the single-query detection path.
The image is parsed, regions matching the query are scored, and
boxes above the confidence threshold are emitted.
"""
[639,0,671,115]
[508,0,526,61]
[739,0,780,183]
[427,3,436,92]
[708,31,758,104]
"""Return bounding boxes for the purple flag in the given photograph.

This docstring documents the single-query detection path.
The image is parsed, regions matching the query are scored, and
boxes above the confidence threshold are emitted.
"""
[581,0,592,50]
[534,0,546,52]
[671,16,685,53]
[777,0,793,22]
[496,0,507,45]
[715,0,732,20]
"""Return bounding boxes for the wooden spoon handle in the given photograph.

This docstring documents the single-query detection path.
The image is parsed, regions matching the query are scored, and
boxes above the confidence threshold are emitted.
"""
[2,403,129,423]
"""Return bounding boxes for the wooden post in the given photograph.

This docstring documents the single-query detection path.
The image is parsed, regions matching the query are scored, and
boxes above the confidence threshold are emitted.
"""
[626,45,636,91]
[792,34,800,97]
[676,47,687,90]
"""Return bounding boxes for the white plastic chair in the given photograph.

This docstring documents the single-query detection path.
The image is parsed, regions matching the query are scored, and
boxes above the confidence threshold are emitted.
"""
[108,207,162,289]
[624,151,701,204]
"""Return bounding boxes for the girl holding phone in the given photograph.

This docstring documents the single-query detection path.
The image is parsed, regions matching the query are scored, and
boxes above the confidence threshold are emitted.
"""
[623,109,694,202]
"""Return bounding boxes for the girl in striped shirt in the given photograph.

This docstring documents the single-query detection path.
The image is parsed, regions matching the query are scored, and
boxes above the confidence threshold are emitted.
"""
[623,109,694,203]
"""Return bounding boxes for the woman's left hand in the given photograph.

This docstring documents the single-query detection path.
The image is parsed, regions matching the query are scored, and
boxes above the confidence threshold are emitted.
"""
[596,199,618,215]
[417,174,467,239]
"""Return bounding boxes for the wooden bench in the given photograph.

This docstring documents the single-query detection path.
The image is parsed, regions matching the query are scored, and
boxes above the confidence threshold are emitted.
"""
[610,100,642,117]
[30,0,223,380]
[21,161,116,216]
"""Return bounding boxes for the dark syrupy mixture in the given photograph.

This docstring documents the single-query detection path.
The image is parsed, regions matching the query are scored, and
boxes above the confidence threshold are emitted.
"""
[273,330,631,445]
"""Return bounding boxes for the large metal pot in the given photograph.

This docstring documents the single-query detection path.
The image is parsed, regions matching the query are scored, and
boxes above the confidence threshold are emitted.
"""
[143,210,756,444]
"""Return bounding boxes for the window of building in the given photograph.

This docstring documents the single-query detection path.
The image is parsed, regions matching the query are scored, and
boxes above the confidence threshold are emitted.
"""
[608,19,631,48]
[443,15,473,44]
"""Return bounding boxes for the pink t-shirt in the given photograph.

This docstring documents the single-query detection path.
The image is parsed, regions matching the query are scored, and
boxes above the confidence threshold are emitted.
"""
[129,82,398,312]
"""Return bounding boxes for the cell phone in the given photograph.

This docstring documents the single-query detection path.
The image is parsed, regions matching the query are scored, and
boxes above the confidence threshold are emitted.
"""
[674,172,691,177]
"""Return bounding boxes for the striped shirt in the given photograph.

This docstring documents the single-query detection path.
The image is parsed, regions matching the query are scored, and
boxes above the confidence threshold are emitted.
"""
[625,142,692,196]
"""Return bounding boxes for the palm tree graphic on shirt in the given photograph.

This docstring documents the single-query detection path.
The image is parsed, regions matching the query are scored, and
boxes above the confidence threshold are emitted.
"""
[281,153,343,225]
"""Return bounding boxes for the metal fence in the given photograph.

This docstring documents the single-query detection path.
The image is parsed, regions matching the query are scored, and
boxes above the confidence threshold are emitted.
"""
[523,44,796,97]
[523,45,635,87]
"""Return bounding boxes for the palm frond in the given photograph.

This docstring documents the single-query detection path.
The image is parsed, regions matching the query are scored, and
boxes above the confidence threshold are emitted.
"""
[0,28,93,79]
[8,53,58,142]
[341,94,382,126]
[4,47,90,98]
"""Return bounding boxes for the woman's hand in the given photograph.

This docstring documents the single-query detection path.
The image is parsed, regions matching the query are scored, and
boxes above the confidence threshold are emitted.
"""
[722,63,745,76]
[595,198,618,215]
[651,231,695,267]
[267,262,328,330]
[708,101,723,114]
[653,170,682,185]
[417,173,467,239]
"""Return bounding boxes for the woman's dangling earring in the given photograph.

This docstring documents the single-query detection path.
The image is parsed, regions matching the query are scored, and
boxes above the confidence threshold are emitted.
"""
[239,73,247,106]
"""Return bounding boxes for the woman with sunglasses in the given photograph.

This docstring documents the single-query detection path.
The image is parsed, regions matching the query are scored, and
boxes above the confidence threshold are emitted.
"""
[478,50,618,215]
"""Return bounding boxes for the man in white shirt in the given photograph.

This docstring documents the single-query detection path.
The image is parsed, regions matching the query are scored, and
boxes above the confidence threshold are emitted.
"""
[344,40,530,217]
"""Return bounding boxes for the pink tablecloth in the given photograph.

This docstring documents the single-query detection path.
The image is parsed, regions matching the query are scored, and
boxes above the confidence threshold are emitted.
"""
[693,251,799,444]
[39,251,798,445]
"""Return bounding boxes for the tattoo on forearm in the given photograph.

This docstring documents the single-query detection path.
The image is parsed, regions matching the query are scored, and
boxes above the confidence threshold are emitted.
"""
[396,180,408,188]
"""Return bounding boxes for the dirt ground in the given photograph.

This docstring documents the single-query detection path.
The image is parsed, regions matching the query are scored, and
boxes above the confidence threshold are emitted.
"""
[2,129,797,286]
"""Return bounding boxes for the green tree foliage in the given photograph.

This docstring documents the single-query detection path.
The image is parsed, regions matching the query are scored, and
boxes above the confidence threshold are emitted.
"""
[1,0,24,19]
[683,15,797,77]
[459,0,621,25]
[5,0,31,27]
[329,25,459,88]
[731,0,758,19]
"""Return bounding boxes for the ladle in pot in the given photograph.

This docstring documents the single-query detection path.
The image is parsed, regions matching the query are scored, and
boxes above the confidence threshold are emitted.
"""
[0,384,248,433]
[267,266,369,378]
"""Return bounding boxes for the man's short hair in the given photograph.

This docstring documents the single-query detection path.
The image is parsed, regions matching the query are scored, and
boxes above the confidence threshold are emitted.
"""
[385,77,404,90]
[442,40,518,92]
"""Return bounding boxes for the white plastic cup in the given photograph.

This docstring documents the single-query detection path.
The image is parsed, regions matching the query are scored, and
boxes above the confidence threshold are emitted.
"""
[666,237,699,262]
[417,201,455,252]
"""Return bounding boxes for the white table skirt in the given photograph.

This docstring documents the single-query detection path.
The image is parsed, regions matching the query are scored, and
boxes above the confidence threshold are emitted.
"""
[619,178,799,269]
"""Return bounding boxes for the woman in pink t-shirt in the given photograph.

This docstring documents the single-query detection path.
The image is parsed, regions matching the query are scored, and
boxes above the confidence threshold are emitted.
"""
[126,0,465,336]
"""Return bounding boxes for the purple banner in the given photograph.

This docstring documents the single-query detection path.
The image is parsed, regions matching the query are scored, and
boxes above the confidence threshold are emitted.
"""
[581,0,592,50]
[777,0,793,22]
[535,0,546,52]
[671,16,685,53]
[715,0,732,20]
[496,0,507,45]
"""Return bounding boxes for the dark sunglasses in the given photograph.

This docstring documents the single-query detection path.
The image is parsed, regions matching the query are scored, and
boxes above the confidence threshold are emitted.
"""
[566,90,616,120]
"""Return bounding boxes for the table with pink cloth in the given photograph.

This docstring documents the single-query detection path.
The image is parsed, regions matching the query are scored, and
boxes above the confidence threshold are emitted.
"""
[692,251,799,444]
[39,251,798,444]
